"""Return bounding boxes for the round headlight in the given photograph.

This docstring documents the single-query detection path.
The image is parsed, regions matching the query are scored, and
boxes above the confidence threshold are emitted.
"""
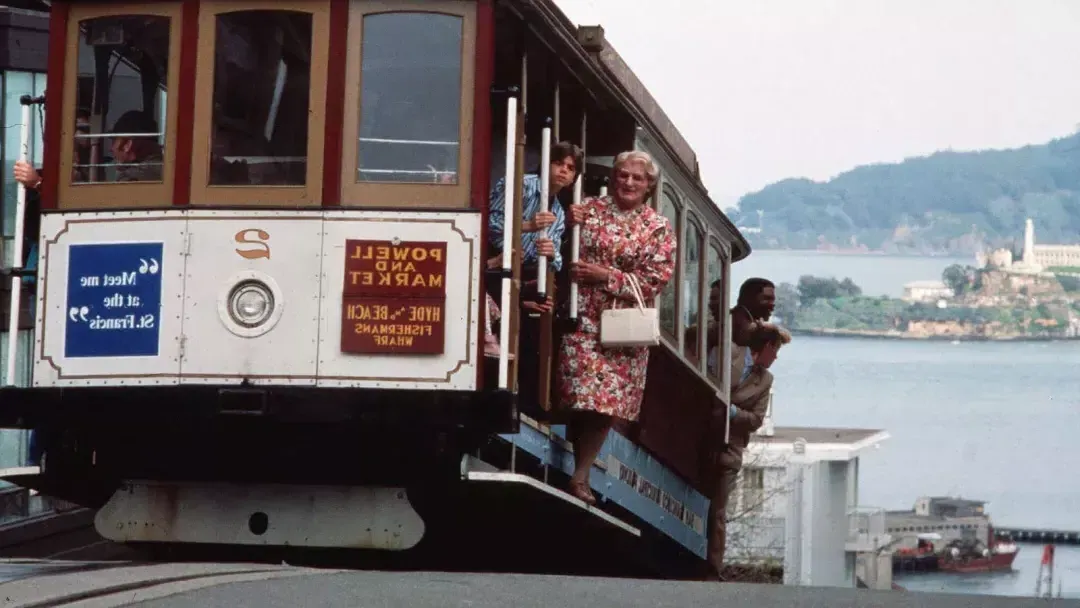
[228,280,274,327]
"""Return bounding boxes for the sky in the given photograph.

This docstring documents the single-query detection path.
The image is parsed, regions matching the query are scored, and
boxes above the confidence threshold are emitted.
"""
[555,0,1080,208]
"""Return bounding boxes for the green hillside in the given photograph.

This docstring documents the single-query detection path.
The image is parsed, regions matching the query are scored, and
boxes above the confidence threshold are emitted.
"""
[727,131,1080,255]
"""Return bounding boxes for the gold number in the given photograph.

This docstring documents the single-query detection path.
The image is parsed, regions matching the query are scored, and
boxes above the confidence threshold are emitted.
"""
[235,228,270,260]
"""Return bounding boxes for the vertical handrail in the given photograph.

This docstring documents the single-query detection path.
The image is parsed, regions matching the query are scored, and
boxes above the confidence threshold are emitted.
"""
[569,113,584,320]
[536,119,551,300]
[498,94,519,390]
[568,176,582,319]
[6,100,31,386]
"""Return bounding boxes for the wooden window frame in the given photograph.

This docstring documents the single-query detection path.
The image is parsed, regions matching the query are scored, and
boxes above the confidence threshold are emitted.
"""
[658,183,681,345]
[340,0,476,208]
[706,237,726,385]
[58,2,183,210]
[683,214,705,370]
[720,240,733,398]
[188,0,330,207]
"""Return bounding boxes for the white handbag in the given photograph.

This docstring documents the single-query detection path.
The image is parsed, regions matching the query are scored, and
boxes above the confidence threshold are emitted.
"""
[599,273,661,348]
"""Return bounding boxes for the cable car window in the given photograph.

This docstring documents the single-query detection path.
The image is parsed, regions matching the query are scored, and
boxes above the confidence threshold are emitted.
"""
[72,15,170,184]
[659,188,680,337]
[356,12,463,185]
[683,222,702,362]
[208,11,312,186]
[707,242,724,380]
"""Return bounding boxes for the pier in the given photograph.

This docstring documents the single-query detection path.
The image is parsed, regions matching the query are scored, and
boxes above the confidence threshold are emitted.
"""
[995,526,1080,545]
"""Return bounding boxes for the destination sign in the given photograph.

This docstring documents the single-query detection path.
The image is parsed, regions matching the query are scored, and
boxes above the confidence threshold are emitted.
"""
[340,297,446,355]
[64,242,164,358]
[343,240,448,298]
[340,240,449,355]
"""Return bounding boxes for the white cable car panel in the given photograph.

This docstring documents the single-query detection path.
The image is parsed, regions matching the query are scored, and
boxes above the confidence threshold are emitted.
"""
[33,210,189,387]
[178,209,323,386]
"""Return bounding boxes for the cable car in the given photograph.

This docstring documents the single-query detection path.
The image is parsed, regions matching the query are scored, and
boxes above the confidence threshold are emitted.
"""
[0,0,750,575]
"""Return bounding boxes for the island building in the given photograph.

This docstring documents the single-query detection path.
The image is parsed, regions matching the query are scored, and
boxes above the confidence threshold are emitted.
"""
[977,218,1080,274]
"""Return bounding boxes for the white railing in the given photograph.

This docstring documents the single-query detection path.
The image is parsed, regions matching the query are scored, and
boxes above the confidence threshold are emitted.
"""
[848,506,886,538]
[847,506,890,552]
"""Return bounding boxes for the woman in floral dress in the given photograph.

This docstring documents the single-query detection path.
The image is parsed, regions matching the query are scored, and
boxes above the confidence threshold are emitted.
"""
[559,150,677,505]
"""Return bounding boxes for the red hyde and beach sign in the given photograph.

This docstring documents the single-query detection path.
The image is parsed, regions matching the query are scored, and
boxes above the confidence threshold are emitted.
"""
[340,240,448,355]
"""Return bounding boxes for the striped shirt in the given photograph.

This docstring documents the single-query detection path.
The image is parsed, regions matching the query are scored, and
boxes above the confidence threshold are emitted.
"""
[488,174,566,271]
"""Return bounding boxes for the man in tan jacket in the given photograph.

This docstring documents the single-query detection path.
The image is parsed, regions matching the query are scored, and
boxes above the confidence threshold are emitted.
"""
[705,323,791,581]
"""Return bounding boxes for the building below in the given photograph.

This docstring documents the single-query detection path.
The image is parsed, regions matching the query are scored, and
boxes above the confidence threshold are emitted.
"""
[725,402,892,589]
[885,496,991,551]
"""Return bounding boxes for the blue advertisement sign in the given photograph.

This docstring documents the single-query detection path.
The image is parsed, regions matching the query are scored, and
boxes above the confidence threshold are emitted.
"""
[64,242,165,358]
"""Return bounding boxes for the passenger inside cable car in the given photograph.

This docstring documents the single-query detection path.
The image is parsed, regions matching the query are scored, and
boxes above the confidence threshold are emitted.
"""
[684,279,724,376]
[108,110,163,182]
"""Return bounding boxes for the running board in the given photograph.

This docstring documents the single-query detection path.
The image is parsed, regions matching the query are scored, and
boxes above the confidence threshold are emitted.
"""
[95,481,425,550]
[459,455,640,537]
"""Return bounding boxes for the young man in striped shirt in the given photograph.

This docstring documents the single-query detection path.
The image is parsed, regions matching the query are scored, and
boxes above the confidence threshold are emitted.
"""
[483,142,583,357]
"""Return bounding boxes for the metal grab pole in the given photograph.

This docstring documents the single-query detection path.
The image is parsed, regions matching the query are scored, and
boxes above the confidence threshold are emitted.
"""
[569,114,585,320]
[536,119,551,300]
[568,174,581,320]
[498,95,519,390]
[6,101,30,386]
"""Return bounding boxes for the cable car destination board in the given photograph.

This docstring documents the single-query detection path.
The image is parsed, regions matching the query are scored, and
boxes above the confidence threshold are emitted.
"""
[340,240,448,355]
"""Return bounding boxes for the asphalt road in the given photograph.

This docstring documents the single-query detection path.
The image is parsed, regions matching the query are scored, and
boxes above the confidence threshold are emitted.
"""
[0,562,1077,608]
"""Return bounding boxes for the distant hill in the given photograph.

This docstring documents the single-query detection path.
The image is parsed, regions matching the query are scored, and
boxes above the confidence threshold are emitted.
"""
[726,131,1080,255]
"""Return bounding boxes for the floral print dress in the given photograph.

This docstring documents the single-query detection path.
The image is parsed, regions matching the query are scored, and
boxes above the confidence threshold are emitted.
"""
[556,195,677,421]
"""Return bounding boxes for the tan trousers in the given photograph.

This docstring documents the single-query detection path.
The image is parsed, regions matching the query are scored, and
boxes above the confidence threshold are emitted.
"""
[705,464,738,577]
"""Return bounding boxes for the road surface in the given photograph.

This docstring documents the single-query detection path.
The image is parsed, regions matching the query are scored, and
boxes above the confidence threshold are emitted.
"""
[0,562,1075,607]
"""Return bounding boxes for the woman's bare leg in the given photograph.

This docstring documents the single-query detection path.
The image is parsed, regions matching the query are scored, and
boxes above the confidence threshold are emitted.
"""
[569,413,613,504]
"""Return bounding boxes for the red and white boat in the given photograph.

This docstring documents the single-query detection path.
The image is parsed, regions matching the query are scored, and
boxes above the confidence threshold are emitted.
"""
[938,526,1019,573]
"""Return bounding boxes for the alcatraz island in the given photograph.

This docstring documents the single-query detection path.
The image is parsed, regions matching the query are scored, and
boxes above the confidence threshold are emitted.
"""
[777,219,1080,341]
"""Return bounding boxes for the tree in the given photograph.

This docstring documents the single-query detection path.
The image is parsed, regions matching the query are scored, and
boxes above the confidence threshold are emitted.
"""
[839,277,862,297]
[733,130,1080,254]
[773,282,799,326]
[796,275,863,304]
[941,264,969,295]
[723,435,793,579]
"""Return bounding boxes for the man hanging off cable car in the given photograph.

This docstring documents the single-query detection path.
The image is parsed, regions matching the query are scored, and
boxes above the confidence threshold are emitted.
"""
[482,142,583,366]
[487,141,582,286]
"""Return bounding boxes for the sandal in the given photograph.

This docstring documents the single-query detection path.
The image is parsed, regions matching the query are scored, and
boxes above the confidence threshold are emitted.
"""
[568,480,597,506]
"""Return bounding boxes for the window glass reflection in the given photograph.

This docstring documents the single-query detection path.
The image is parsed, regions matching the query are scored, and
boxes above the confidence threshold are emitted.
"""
[659,189,679,336]
[210,10,312,186]
[707,244,724,378]
[73,15,169,183]
[682,225,702,360]
[357,13,463,184]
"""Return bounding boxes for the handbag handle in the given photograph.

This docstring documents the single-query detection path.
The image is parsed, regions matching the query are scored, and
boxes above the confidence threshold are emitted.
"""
[610,273,646,312]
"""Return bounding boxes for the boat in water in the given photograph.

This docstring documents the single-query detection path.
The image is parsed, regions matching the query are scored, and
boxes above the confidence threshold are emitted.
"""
[938,535,1019,573]
[893,533,941,572]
